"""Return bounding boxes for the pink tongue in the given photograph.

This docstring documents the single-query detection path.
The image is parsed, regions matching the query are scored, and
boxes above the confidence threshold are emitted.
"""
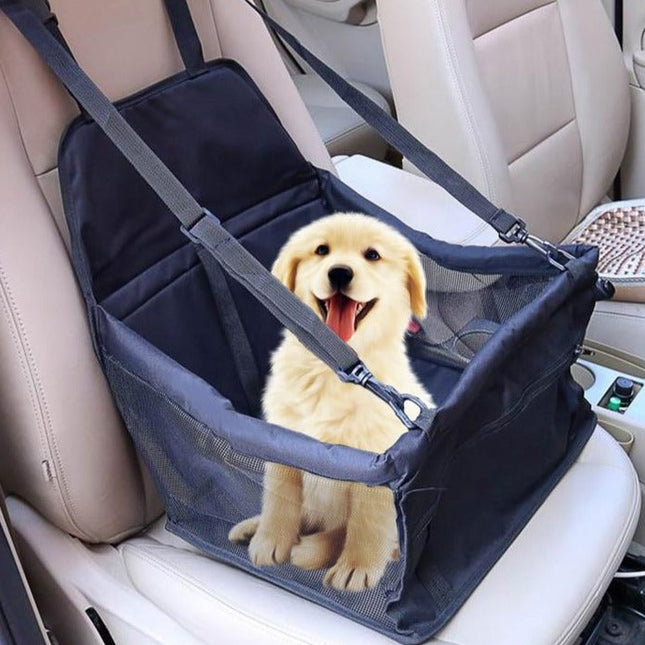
[326,293,359,342]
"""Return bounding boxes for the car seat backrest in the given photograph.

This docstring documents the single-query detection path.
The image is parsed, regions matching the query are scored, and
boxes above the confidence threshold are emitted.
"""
[377,0,630,242]
[0,0,332,543]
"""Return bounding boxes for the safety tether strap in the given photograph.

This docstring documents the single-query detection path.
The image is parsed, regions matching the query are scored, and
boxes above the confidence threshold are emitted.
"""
[198,249,262,416]
[0,0,433,430]
[163,0,205,73]
[246,2,514,237]
[164,0,261,412]
[241,0,576,271]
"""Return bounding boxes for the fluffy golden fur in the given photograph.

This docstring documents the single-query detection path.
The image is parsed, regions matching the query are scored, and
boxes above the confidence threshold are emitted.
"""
[229,213,433,592]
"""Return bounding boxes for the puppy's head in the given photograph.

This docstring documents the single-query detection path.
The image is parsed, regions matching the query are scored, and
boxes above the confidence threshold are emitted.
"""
[272,213,426,349]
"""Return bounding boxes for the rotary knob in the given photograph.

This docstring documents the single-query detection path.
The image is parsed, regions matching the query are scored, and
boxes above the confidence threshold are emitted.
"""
[614,377,635,403]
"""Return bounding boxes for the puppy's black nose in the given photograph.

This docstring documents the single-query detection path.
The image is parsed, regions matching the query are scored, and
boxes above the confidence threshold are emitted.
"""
[328,265,354,290]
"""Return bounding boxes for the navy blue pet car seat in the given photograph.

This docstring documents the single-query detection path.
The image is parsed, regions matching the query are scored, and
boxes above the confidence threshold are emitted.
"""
[0,0,612,642]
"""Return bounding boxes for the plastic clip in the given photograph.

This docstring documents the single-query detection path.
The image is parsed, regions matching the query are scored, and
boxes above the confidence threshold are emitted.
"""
[498,218,530,245]
[339,363,430,430]
[338,362,373,387]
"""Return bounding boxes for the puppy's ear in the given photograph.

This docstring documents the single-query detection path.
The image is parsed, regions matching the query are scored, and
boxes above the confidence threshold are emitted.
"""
[406,249,427,320]
[272,244,300,292]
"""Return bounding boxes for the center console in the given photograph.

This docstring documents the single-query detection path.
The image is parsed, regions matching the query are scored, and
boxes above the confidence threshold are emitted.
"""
[573,357,645,541]
[573,360,643,449]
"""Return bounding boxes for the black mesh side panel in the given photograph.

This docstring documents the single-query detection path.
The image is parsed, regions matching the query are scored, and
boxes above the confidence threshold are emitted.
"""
[104,355,407,636]
[414,256,552,367]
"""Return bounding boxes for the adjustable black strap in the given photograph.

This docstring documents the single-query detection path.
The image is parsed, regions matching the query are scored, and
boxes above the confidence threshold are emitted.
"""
[242,0,521,241]
[17,0,86,116]
[1,1,205,228]
[18,0,66,51]
[0,1,357,372]
[181,215,361,379]
[244,0,578,269]
[0,0,431,430]
[198,249,262,416]
[162,0,205,73]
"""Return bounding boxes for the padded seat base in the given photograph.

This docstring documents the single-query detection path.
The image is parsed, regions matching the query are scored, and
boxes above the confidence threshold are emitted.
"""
[7,427,640,645]
[566,199,645,303]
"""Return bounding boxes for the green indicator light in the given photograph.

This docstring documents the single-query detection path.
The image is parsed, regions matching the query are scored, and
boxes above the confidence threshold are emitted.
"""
[607,396,622,412]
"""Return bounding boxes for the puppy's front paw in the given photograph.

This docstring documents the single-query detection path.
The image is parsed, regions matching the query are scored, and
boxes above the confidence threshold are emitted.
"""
[248,527,297,567]
[323,554,388,592]
[228,515,261,545]
[290,528,345,570]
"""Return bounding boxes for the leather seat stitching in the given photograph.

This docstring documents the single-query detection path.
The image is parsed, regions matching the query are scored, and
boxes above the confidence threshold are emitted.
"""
[0,265,49,465]
[326,122,371,145]
[460,221,490,244]
[0,59,37,177]
[507,117,576,166]
[0,264,89,540]
[205,0,223,56]
[435,0,497,204]
[592,310,645,321]
[554,0,586,230]
[472,0,556,40]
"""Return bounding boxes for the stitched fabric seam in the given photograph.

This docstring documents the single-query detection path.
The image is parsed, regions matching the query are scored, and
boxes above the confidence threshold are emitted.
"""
[507,117,576,166]
[436,1,498,204]
[555,0,586,231]
[0,263,88,539]
[472,0,556,40]
[0,58,38,176]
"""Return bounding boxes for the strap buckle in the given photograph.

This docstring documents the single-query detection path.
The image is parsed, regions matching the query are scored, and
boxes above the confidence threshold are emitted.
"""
[338,363,432,431]
[499,218,574,272]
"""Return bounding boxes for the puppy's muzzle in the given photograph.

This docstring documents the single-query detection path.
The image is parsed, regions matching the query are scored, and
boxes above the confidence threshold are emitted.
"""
[328,265,354,290]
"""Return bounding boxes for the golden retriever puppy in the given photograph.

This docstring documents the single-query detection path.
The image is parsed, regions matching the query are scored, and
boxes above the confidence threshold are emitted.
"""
[229,213,433,592]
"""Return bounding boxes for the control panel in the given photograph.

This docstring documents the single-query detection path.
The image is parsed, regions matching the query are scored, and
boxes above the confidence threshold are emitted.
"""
[574,360,645,422]
[598,377,644,414]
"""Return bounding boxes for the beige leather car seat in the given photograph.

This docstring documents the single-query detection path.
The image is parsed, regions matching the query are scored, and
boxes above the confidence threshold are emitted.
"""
[0,1,639,644]
[291,72,391,157]
[377,0,645,361]
[263,0,392,159]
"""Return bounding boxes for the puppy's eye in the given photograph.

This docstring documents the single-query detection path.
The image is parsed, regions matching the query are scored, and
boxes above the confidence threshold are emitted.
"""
[364,248,381,261]
[315,244,329,256]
